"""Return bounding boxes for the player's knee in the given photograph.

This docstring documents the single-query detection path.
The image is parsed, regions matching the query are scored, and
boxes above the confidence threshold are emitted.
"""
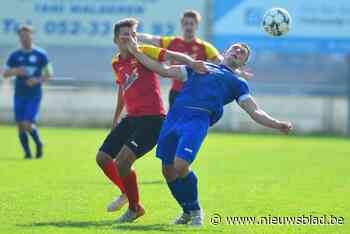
[23,122,32,132]
[96,151,111,168]
[17,123,26,132]
[115,147,136,176]
[174,158,190,178]
[162,164,177,182]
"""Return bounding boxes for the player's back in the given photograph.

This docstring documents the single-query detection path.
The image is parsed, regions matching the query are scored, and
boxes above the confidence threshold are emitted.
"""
[173,63,250,113]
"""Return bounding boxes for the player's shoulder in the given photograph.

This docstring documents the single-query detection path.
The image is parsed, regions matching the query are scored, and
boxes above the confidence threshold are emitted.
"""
[195,37,215,48]
[162,35,178,41]
[111,53,120,65]
[32,46,48,56]
[139,44,157,51]
[8,48,22,58]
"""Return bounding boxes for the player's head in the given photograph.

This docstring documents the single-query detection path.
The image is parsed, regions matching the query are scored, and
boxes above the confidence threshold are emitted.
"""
[17,25,33,50]
[113,18,139,52]
[181,10,201,40]
[223,43,251,69]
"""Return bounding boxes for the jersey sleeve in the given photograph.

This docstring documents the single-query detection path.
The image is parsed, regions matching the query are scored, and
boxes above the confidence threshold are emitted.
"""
[159,36,176,49]
[140,45,166,62]
[5,52,16,70]
[41,53,54,76]
[236,78,251,103]
[203,41,220,60]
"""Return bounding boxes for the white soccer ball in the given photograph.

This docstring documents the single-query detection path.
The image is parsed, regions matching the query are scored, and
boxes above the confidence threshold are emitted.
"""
[262,8,291,36]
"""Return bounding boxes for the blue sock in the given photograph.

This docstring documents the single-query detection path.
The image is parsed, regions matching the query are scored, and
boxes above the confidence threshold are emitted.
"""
[167,178,189,214]
[19,132,31,157]
[180,171,200,212]
[29,127,42,147]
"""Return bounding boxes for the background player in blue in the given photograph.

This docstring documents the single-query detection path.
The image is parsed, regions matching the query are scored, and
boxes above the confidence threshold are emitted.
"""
[2,25,54,159]
[123,35,292,226]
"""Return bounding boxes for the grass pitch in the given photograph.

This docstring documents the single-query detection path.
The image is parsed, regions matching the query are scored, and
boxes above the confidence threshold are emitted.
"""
[0,125,349,234]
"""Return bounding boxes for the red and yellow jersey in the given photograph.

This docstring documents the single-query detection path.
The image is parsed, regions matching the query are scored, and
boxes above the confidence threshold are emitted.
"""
[160,36,220,91]
[112,45,166,117]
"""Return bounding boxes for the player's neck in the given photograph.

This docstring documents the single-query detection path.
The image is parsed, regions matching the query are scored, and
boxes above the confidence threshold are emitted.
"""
[183,35,196,42]
[21,44,33,52]
[119,50,131,59]
[222,60,238,72]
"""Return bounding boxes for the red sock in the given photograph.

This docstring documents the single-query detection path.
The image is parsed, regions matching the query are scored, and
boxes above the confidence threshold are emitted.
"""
[122,170,140,211]
[103,160,126,193]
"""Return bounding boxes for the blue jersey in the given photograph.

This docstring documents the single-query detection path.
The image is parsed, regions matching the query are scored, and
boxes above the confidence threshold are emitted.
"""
[5,47,50,97]
[173,63,251,125]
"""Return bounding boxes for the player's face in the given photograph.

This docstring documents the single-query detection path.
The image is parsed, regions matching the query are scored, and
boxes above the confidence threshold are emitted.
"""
[224,44,249,68]
[115,26,137,51]
[18,30,33,49]
[181,17,198,40]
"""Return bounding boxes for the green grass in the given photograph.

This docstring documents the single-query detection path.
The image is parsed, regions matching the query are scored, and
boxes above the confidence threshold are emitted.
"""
[0,125,349,234]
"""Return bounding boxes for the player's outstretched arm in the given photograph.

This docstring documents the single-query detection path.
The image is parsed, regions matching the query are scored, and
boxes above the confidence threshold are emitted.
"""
[137,33,161,47]
[239,96,292,134]
[163,50,208,74]
[124,35,187,80]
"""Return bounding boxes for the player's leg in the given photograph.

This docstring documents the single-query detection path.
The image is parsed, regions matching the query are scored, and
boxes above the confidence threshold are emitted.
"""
[173,112,210,226]
[115,115,164,223]
[96,118,129,211]
[157,133,192,224]
[168,89,179,109]
[155,109,194,224]
[24,96,43,158]
[14,96,31,158]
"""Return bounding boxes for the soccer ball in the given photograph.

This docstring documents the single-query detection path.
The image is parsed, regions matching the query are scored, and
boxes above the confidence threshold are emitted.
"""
[262,8,291,36]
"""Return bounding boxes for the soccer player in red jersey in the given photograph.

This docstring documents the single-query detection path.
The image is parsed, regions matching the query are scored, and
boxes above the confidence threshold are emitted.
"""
[138,10,253,107]
[95,18,207,223]
[138,10,222,107]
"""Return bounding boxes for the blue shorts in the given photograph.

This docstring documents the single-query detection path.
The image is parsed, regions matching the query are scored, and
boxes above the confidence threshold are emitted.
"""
[156,107,210,165]
[14,95,42,123]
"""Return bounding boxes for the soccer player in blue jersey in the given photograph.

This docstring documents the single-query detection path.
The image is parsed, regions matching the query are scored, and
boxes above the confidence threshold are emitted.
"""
[124,35,292,226]
[2,25,53,159]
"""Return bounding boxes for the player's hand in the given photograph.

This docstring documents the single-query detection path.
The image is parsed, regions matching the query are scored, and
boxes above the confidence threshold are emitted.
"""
[278,121,292,134]
[190,60,209,74]
[26,78,40,87]
[121,33,139,55]
[14,67,28,77]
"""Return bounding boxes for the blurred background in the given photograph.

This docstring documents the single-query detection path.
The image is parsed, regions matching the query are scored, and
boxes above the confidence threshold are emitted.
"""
[0,0,349,135]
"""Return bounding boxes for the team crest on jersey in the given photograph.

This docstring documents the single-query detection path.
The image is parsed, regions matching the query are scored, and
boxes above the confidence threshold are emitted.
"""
[121,68,139,91]
[192,45,199,52]
[29,55,37,63]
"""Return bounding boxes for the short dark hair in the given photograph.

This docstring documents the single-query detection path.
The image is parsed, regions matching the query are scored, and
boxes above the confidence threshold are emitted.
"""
[17,24,34,34]
[181,10,201,24]
[113,18,139,37]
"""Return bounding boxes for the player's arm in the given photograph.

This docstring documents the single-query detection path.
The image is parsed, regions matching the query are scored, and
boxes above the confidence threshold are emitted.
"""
[112,86,124,127]
[132,48,187,81]
[2,54,27,78]
[137,33,161,47]
[238,96,292,134]
[26,63,54,87]
[163,50,208,74]
[3,67,27,78]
